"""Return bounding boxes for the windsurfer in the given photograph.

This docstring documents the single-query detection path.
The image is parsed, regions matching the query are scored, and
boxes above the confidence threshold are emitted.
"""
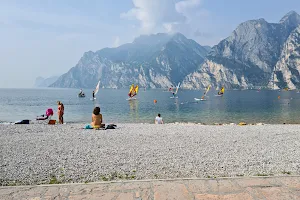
[128,84,138,98]
[92,91,95,99]
[79,89,84,96]
[128,90,135,98]
[218,87,224,95]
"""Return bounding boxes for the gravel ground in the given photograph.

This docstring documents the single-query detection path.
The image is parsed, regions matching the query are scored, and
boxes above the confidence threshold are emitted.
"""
[1,123,300,186]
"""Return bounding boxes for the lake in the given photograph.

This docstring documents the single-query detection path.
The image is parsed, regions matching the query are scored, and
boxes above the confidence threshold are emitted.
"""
[0,88,300,124]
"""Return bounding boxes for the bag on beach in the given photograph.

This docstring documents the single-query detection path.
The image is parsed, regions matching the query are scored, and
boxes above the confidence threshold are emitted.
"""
[105,124,117,130]
[15,120,30,124]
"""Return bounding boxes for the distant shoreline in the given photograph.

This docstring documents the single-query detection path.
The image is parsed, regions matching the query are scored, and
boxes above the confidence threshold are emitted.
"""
[2,121,300,125]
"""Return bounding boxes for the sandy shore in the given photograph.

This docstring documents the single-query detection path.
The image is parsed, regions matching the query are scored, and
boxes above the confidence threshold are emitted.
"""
[1,123,300,186]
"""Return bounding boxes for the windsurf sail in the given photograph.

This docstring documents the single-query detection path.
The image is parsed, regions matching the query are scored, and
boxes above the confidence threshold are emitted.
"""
[94,81,100,95]
[200,85,211,100]
[134,85,139,95]
[218,87,225,95]
[175,83,180,94]
[128,84,138,97]
[129,84,134,94]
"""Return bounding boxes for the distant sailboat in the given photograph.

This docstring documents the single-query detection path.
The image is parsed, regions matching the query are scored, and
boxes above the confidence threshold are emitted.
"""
[195,86,210,101]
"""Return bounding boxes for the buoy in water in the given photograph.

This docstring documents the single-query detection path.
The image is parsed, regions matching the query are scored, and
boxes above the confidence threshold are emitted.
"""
[278,96,281,99]
[154,99,157,103]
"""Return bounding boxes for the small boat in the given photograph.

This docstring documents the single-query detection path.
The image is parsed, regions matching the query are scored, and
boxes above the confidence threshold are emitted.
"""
[78,93,85,98]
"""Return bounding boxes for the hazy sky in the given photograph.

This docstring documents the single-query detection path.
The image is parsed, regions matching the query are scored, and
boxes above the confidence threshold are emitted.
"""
[1,0,300,88]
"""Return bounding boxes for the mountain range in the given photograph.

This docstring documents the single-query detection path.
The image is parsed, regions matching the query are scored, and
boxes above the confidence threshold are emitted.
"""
[34,76,59,87]
[51,11,300,89]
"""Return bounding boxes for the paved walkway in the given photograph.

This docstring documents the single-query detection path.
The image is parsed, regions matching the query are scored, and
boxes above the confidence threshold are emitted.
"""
[1,176,300,200]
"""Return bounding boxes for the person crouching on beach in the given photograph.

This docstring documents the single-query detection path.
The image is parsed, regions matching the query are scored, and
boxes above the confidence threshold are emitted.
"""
[155,113,164,124]
[57,101,64,124]
[91,106,105,128]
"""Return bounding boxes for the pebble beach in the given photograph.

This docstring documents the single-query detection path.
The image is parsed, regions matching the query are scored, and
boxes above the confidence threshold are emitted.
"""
[1,123,300,186]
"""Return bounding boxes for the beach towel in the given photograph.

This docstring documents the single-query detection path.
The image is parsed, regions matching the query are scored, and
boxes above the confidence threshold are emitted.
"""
[15,120,30,124]
[84,124,94,129]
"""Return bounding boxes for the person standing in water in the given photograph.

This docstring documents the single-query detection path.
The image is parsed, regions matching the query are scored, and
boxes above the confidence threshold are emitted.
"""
[57,101,64,124]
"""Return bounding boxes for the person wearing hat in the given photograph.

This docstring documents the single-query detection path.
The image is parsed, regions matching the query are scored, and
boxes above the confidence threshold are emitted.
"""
[57,101,64,124]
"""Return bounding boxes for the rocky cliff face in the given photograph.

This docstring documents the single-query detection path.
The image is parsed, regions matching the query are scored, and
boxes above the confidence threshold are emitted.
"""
[51,11,300,89]
[50,33,210,88]
[269,25,300,89]
[183,11,300,89]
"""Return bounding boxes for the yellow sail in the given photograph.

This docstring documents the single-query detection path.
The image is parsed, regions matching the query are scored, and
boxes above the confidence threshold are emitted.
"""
[201,85,211,99]
[219,87,224,94]
[205,85,211,95]
[129,84,134,94]
[134,85,139,94]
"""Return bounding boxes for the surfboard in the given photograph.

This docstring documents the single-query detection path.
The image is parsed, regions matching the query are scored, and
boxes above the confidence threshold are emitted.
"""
[170,96,178,99]
[127,97,137,101]
[194,98,206,101]
[90,98,96,100]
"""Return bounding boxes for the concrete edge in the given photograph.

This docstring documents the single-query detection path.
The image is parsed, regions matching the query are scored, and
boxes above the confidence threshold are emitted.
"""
[2,175,300,189]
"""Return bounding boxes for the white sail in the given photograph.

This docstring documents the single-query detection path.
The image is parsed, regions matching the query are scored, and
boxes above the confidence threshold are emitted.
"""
[175,82,180,94]
[94,81,100,95]
[204,86,211,97]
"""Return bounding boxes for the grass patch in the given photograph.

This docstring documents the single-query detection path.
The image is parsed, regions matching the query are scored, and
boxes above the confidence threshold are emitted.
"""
[49,175,61,184]
[282,171,291,175]
[101,176,109,181]
[118,174,123,179]
[256,173,269,177]
[98,171,138,182]
[8,182,17,186]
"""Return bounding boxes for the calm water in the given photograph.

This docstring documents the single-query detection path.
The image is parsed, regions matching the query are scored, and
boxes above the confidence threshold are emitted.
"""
[1,88,300,124]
